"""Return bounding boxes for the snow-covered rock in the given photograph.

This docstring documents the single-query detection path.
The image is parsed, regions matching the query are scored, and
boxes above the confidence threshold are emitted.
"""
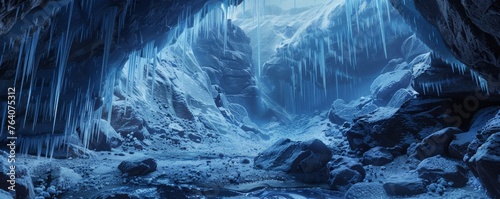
[362,147,394,166]
[383,179,427,196]
[89,119,123,151]
[410,53,492,97]
[370,70,412,105]
[387,88,415,108]
[417,156,468,188]
[0,151,34,199]
[449,107,499,159]
[467,132,500,198]
[409,127,462,160]
[346,98,457,152]
[118,158,157,176]
[254,139,331,175]
[327,155,365,191]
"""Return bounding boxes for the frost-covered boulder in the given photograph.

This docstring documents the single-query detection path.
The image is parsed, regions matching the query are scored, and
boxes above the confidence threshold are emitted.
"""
[346,98,456,152]
[449,107,498,159]
[327,155,365,191]
[254,139,332,182]
[118,158,157,176]
[409,127,462,160]
[328,98,377,124]
[410,53,492,97]
[465,109,500,198]
[467,133,500,198]
[89,119,123,151]
[383,179,427,196]
[387,88,415,108]
[370,70,412,105]
[345,182,386,199]
[417,156,468,187]
[401,34,430,61]
[0,151,34,199]
[362,147,394,166]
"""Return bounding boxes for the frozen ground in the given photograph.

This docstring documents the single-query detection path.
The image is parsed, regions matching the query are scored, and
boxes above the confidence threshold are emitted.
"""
[15,111,490,198]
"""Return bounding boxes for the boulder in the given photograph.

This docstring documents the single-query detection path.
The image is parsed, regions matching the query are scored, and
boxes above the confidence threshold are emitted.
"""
[410,53,492,98]
[467,132,500,198]
[383,179,427,196]
[345,182,387,199]
[118,158,157,176]
[346,98,456,152]
[370,70,412,105]
[417,156,468,187]
[254,139,332,182]
[401,34,430,61]
[49,167,82,191]
[409,127,462,160]
[0,152,34,199]
[449,107,499,159]
[254,139,331,173]
[89,119,123,151]
[362,147,394,166]
[327,155,365,191]
[387,88,415,108]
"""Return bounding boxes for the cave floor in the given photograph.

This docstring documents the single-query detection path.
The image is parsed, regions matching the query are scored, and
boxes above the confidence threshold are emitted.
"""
[18,112,489,198]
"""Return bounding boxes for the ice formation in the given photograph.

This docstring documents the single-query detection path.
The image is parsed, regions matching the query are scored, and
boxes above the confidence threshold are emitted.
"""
[0,0,492,158]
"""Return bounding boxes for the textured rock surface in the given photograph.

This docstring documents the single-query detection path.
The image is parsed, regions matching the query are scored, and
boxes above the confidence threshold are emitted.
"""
[413,0,500,83]
[118,158,157,176]
[467,133,500,198]
[417,156,468,188]
[193,20,264,116]
[390,0,500,84]
[410,53,492,98]
[383,179,427,196]
[254,139,332,174]
[362,147,394,166]
[410,127,463,160]
[371,70,412,105]
[346,98,457,152]
[327,155,365,191]
[449,107,499,159]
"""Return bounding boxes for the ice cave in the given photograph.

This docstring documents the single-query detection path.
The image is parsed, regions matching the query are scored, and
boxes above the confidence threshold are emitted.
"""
[0,0,500,198]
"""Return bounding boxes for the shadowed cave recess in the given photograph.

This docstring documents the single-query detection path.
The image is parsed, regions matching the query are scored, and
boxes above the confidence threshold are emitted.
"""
[0,0,500,198]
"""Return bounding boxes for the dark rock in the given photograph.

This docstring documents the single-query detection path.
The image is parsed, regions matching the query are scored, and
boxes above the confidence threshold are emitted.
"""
[254,139,332,173]
[417,156,468,187]
[109,103,144,136]
[410,127,463,160]
[172,89,195,120]
[465,110,500,198]
[193,20,263,116]
[254,139,331,183]
[118,158,157,176]
[327,155,365,191]
[410,53,492,97]
[467,132,500,198]
[345,182,387,199]
[328,98,377,125]
[449,107,499,159]
[362,147,394,166]
[89,119,123,151]
[346,98,457,152]
[0,151,34,199]
[370,70,412,105]
[93,187,143,199]
[241,159,250,164]
[410,0,500,83]
[383,179,426,196]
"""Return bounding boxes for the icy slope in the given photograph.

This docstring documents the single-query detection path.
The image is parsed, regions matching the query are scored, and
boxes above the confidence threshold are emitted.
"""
[233,0,412,113]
